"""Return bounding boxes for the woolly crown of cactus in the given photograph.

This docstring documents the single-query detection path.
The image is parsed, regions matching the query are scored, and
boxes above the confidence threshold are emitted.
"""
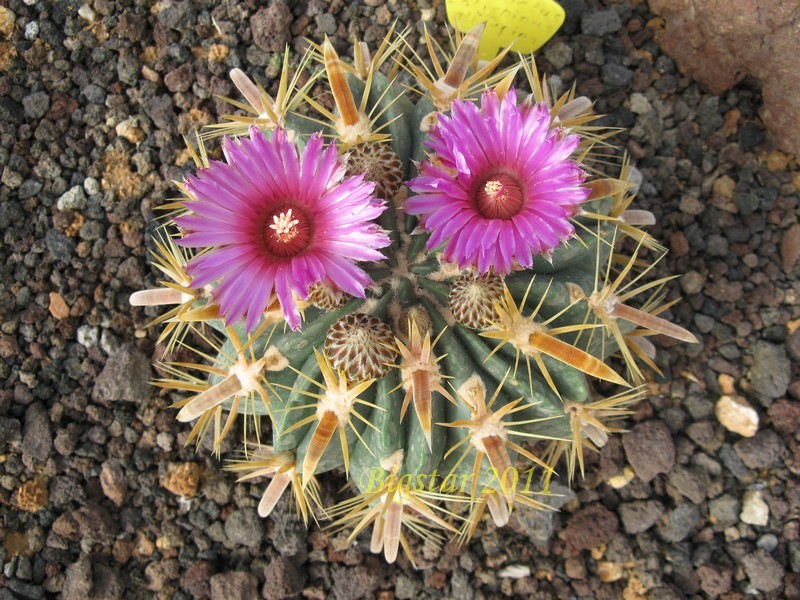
[130,25,698,565]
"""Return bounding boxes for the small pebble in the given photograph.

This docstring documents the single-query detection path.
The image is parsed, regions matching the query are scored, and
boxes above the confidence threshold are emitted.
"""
[544,42,573,70]
[629,92,652,114]
[78,4,96,22]
[716,395,758,437]
[24,21,38,40]
[757,533,779,552]
[84,177,101,196]
[77,325,99,348]
[0,7,15,39]
[57,186,88,212]
[581,10,622,36]
[740,490,769,526]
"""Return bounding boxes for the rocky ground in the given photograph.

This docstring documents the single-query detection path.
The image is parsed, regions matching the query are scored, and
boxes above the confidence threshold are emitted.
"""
[1,0,799,599]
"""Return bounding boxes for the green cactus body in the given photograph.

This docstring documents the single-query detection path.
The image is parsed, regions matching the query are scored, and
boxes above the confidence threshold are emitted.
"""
[133,27,698,564]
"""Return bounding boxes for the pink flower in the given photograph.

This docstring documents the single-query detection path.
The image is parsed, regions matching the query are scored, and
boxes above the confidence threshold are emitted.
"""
[407,90,590,274]
[176,126,390,331]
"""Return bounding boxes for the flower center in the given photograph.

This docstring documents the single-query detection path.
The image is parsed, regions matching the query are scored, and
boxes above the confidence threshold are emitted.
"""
[475,173,524,219]
[262,204,312,257]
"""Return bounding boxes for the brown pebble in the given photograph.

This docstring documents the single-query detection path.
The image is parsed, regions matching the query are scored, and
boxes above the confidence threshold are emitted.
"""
[670,231,689,256]
[48,292,70,320]
[781,223,800,272]
[160,462,201,498]
[16,477,49,512]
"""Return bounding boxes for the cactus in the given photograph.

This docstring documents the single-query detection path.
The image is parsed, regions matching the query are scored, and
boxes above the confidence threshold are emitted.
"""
[131,25,698,564]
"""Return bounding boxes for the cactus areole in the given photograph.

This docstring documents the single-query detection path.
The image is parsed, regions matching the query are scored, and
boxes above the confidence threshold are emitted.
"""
[131,26,698,564]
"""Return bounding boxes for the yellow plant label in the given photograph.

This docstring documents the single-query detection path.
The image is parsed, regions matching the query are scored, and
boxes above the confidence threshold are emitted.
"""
[445,0,565,60]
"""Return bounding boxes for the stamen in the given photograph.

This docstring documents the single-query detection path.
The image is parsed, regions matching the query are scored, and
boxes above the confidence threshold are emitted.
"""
[270,208,300,239]
[262,204,312,258]
[475,173,524,219]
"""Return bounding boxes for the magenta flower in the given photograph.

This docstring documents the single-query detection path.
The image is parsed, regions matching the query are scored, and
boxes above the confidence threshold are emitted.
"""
[407,90,590,274]
[176,126,390,331]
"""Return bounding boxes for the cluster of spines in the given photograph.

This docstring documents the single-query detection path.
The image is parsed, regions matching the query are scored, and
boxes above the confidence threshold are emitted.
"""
[131,24,698,565]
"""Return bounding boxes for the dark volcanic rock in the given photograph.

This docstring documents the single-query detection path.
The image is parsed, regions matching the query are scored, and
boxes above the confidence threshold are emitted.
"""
[622,420,675,483]
[330,562,383,600]
[92,345,152,404]
[657,503,701,543]
[22,402,52,463]
[697,564,732,598]
[733,429,786,469]
[563,505,619,553]
[210,572,259,600]
[748,342,791,405]
[741,549,784,593]
[224,508,263,548]
[250,3,293,52]
[63,556,124,600]
[263,556,307,600]
[619,500,664,534]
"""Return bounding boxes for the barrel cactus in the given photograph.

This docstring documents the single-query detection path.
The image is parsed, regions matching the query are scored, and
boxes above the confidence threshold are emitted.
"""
[131,25,697,564]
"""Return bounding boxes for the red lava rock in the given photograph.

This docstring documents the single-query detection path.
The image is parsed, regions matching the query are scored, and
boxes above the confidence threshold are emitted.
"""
[209,572,259,600]
[21,402,52,464]
[562,505,619,553]
[768,399,800,437]
[649,0,800,156]
[72,505,119,545]
[786,573,800,599]
[0,333,20,358]
[263,556,307,600]
[670,231,689,256]
[622,420,675,483]
[598,436,626,481]
[144,559,179,592]
[741,549,785,593]
[425,570,447,589]
[781,223,800,272]
[92,345,152,405]
[62,556,124,600]
[618,500,664,534]
[180,561,212,600]
[163,63,193,93]
[331,562,384,598]
[250,3,293,53]
[697,564,732,598]
[734,429,786,469]
[180,560,214,599]
[115,10,146,42]
[47,91,79,120]
[100,459,127,506]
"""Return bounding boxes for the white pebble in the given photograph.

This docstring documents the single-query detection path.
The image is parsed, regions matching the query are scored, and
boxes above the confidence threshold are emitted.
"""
[498,565,531,579]
[716,394,758,437]
[57,185,87,211]
[78,4,96,22]
[629,92,652,115]
[77,325,99,348]
[156,432,174,452]
[740,490,769,526]
[24,21,38,40]
[83,177,101,196]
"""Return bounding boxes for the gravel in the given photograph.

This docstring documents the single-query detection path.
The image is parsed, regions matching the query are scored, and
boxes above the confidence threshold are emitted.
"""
[581,10,622,36]
[224,508,264,548]
[748,341,791,405]
[2,0,797,597]
[622,420,676,483]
